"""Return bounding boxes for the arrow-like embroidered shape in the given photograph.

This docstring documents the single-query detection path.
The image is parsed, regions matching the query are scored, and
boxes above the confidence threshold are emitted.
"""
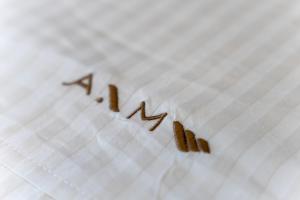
[173,121,210,153]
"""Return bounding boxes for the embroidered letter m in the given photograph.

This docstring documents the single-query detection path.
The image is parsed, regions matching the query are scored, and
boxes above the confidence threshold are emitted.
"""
[127,101,168,132]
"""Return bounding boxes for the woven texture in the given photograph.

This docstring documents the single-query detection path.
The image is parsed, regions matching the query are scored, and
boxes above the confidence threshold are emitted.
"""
[1,0,300,199]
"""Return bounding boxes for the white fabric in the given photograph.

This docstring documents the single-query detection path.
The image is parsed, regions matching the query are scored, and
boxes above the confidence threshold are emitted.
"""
[1,0,300,199]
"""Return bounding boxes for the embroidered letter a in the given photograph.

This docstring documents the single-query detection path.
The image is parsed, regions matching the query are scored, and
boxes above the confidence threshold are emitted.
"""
[63,73,93,95]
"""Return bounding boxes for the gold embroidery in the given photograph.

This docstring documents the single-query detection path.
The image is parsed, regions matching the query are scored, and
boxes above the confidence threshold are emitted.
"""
[62,74,211,154]
[197,138,210,154]
[95,97,104,103]
[63,73,93,95]
[185,130,200,152]
[173,121,188,152]
[108,84,120,112]
[127,101,168,132]
[173,121,210,154]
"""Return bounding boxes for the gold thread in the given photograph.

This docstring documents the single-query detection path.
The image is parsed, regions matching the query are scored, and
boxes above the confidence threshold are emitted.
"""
[127,101,168,132]
[173,121,188,152]
[62,75,211,155]
[185,130,199,152]
[96,97,104,103]
[63,73,93,95]
[108,84,120,112]
[197,138,210,154]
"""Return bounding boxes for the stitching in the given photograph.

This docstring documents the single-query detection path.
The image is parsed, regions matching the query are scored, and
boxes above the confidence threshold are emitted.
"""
[0,139,93,200]
[0,162,57,200]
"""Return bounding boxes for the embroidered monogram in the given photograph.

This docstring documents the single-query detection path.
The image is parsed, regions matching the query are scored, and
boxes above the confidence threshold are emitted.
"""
[63,73,210,154]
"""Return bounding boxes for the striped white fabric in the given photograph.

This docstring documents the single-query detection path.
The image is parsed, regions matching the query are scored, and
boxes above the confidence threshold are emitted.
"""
[1,0,300,199]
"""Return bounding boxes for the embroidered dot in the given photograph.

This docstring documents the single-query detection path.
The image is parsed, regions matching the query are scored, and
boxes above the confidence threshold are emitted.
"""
[96,97,104,103]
